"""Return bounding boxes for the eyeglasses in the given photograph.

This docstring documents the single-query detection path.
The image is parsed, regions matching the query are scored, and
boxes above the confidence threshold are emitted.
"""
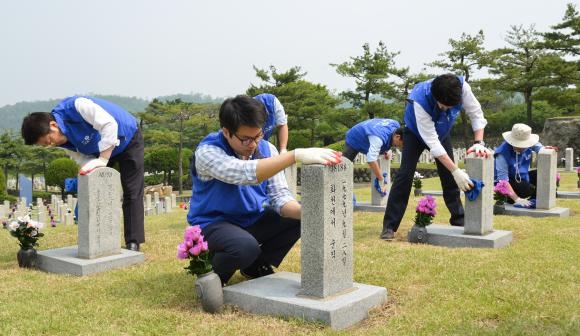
[233,132,264,146]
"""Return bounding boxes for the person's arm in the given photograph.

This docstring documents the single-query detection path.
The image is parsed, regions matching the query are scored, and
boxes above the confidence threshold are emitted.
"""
[273,97,289,153]
[495,155,528,203]
[277,124,289,153]
[66,149,94,167]
[495,154,510,182]
[196,144,341,184]
[415,102,447,159]
[462,81,488,137]
[366,135,388,193]
[280,200,301,219]
[263,144,299,218]
[74,97,117,159]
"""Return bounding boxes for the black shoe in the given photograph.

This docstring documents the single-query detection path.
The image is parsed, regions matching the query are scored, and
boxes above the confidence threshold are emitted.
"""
[240,264,274,279]
[125,242,140,251]
[380,228,395,240]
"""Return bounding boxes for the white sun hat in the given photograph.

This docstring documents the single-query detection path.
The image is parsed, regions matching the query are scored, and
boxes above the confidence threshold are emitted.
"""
[502,123,539,148]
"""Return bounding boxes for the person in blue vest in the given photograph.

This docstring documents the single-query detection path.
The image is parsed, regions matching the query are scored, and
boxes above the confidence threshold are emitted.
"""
[253,93,288,153]
[21,96,144,251]
[343,118,404,196]
[381,74,491,240]
[187,95,342,285]
[494,123,557,207]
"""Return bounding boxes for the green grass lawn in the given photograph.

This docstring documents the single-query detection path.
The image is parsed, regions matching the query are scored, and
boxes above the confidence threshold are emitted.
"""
[1,172,579,335]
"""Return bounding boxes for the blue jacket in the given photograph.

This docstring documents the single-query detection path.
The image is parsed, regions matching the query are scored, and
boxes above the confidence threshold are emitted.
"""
[187,131,272,229]
[345,118,400,154]
[404,76,464,141]
[494,141,534,182]
[253,93,278,140]
[52,96,137,157]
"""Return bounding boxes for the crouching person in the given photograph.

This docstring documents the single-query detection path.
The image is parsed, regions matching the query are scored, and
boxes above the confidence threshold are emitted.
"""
[187,95,343,285]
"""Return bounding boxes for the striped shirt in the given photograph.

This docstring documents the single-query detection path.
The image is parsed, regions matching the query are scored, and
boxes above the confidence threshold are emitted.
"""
[195,141,295,214]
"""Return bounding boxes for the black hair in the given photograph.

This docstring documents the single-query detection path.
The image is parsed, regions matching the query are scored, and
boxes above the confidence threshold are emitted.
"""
[219,95,267,136]
[394,126,404,137]
[21,112,53,145]
[431,73,462,107]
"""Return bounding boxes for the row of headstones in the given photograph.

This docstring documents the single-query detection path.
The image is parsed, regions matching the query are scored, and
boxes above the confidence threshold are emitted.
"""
[144,192,178,216]
[353,147,577,171]
[1,191,179,226]
[357,148,566,209]
[0,195,78,227]
[353,148,467,165]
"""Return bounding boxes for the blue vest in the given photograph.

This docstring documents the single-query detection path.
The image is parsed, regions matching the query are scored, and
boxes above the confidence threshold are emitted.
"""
[494,141,534,182]
[404,76,464,141]
[52,96,137,157]
[253,93,277,140]
[345,119,400,154]
[187,131,271,229]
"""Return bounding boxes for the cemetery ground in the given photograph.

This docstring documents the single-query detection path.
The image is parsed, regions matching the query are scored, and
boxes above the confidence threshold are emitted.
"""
[0,171,579,335]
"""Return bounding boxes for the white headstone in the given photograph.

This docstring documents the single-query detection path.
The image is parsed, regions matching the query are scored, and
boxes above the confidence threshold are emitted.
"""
[77,168,122,259]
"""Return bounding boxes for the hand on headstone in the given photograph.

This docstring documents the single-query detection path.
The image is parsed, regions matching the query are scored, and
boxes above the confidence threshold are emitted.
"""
[452,168,473,192]
[467,143,492,158]
[373,178,387,197]
[294,148,342,165]
[79,157,109,175]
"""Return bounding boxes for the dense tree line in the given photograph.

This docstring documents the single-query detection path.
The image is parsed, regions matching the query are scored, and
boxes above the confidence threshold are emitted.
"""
[0,3,578,196]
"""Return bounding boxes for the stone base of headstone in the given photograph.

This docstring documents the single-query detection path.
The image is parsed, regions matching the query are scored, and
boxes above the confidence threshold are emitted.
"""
[353,203,385,212]
[37,245,144,276]
[502,204,570,217]
[425,224,512,248]
[223,272,387,330]
[422,190,443,196]
[556,191,580,199]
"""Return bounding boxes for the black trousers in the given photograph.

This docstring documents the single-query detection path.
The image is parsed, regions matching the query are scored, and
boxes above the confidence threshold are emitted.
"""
[107,129,145,244]
[382,129,464,232]
[201,209,300,284]
[508,169,537,201]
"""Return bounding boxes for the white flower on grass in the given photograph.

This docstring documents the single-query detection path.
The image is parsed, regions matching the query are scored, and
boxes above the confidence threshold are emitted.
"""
[8,221,20,231]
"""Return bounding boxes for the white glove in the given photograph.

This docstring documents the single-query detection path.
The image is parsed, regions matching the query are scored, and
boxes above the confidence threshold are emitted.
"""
[467,144,492,158]
[79,157,109,175]
[451,168,473,192]
[295,148,342,165]
[514,197,532,207]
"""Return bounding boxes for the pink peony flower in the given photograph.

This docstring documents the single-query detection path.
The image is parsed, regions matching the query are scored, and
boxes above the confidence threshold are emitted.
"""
[176,243,189,259]
[177,224,213,276]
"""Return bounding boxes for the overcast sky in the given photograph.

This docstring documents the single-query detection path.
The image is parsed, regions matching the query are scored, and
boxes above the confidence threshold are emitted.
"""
[0,0,574,107]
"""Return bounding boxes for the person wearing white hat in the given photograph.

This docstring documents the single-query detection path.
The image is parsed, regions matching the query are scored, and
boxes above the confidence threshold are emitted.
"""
[494,123,557,207]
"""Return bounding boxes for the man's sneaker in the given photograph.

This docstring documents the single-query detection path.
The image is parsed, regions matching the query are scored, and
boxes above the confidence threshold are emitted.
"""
[380,228,395,240]
[240,264,274,279]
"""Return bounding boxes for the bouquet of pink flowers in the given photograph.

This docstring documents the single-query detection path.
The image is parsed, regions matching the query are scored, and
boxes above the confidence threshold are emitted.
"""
[177,225,212,276]
[493,180,511,205]
[556,172,561,188]
[414,195,437,227]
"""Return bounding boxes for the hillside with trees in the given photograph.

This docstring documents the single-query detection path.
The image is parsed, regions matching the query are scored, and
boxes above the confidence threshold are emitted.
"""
[1,3,578,197]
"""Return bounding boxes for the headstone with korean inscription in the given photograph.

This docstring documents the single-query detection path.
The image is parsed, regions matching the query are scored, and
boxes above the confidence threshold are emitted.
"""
[37,167,144,276]
[222,159,387,329]
[300,161,354,298]
[77,167,122,259]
